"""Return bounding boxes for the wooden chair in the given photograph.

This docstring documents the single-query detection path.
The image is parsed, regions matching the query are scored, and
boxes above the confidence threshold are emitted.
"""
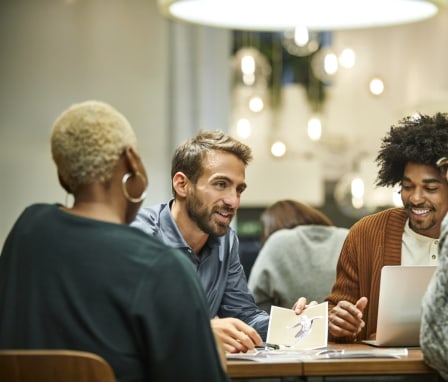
[0,349,116,382]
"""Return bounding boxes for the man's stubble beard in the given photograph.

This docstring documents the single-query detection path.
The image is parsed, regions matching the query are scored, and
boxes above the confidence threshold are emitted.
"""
[185,190,229,237]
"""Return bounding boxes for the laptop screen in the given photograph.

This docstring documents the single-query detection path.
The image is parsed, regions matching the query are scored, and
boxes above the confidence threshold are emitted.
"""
[368,265,436,347]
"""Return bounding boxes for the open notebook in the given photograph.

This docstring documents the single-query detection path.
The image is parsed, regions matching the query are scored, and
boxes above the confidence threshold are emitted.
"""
[363,265,436,347]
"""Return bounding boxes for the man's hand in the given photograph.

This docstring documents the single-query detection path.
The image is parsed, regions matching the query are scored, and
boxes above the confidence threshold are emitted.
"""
[328,297,368,339]
[292,296,318,315]
[211,317,263,353]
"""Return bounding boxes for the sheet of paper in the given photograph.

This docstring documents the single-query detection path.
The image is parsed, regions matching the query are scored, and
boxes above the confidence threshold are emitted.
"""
[315,347,408,359]
[266,302,328,350]
[226,346,409,362]
[226,350,311,362]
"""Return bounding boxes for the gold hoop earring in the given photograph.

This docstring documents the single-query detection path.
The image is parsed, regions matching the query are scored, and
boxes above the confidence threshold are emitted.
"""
[122,172,147,203]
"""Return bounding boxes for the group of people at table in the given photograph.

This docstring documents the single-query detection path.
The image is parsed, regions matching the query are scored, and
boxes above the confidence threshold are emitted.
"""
[0,100,447,382]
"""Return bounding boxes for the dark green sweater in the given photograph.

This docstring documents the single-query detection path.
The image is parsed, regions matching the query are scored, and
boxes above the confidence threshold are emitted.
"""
[0,203,229,382]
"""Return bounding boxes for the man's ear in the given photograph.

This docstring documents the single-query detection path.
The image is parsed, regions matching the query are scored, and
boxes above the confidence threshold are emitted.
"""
[57,172,71,194]
[172,172,189,198]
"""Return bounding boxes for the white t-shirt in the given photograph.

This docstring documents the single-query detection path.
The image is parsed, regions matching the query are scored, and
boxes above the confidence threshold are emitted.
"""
[401,218,439,266]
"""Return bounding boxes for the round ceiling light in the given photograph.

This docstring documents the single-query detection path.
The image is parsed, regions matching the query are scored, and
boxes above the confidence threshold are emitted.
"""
[159,0,444,31]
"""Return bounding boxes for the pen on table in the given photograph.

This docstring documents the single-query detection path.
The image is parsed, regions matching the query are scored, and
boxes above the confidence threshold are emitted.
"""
[255,342,280,350]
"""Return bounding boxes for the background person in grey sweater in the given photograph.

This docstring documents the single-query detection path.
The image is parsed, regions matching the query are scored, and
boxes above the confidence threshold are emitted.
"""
[248,200,348,313]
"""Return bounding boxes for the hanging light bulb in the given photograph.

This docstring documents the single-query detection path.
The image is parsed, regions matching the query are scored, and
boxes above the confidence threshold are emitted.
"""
[294,25,309,46]
[248,96,264,113]
[241,55,256,85]
[307,117,322,141]
[311,47,339,83]
[271,141,287,157]
[236,118,252,139]
[339,48,356,69]
[324,53,338,75]
[350,177,365,209]
[241,55,255,74]
[351,177,364,199]
[232,47,271,88]
[282,28,319,57]
[334,172,374,218]
[369,77,385,96]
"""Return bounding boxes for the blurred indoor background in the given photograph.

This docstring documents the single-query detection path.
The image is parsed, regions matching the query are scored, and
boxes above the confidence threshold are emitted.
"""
[1,0,448,246]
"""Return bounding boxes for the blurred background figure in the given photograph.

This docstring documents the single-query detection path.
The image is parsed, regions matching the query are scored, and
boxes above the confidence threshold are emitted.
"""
[248,199,349,313]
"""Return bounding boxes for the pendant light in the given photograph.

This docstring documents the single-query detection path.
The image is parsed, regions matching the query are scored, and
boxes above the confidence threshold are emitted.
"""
[158,0,446,32]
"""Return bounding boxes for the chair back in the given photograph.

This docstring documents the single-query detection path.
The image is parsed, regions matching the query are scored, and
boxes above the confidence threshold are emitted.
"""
[0,349,116,382]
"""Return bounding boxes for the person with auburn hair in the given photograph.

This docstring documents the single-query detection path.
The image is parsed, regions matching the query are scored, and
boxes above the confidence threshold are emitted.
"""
[0,101,229,382]
[259,199,335,245]
[249,200,348,313]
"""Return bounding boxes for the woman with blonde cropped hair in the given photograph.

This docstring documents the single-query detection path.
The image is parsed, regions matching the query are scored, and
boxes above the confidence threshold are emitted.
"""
[50,100,147,223]
[0,101,229,382]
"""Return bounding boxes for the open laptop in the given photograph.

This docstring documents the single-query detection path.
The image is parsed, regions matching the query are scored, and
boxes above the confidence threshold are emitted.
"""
[363,265,437,347]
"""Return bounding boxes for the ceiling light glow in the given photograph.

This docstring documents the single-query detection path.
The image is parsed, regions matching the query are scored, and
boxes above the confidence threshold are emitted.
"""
[271,141,287,157]
[236,118,251,138]
[160,0,442,31]
[248,96,264,112]
[339,48,356,68]
[369,78,385,95]
[307,117,322,141]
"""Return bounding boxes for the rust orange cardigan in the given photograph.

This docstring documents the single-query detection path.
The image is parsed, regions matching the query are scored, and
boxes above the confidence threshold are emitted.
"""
[325,208,407,342]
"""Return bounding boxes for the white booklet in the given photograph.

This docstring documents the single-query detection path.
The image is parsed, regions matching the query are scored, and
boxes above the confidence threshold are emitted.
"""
[266,301,328,350]
[227,302,409,362]
[227,302,328,362]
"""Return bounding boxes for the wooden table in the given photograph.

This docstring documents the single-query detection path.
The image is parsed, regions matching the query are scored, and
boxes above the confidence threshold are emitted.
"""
[227,343,437,379]
[227,360,301,379]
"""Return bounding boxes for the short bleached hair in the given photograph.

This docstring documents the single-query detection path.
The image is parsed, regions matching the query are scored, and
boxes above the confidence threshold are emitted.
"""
[51,100,137,193]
